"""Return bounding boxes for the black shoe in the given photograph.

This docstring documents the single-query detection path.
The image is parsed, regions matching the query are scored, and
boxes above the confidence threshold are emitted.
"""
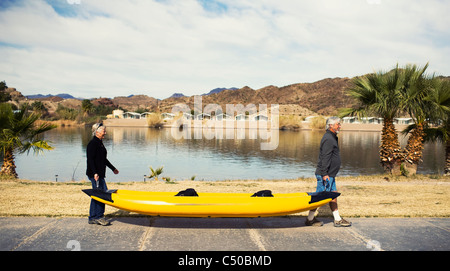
[88,217,111,226]
[305,217,323,227]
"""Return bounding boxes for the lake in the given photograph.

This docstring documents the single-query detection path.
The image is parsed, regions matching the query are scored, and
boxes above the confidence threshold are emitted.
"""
[13,126,445,182]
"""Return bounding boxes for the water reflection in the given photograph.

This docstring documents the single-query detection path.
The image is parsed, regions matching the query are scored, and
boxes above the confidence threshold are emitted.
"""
[13,127,445,182]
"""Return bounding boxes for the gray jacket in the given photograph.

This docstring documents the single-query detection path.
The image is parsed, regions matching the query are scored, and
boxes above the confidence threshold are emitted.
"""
[315,129,341,177]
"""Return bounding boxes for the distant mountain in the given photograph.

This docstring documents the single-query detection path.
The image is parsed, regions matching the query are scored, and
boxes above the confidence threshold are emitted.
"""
[157,79,354,115]
[26,93,80,100]
[166,88,238,99]
[203,87,238,96]
[25,94,50,99]
[57,93,78,99]
[168,93,186,99]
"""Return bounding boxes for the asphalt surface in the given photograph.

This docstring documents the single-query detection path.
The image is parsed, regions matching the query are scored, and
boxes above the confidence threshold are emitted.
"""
[0,216,449,251]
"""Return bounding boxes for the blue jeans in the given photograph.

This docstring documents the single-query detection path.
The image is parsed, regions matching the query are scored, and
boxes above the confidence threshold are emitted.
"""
[89,177,108,221]
[315,175,337,192]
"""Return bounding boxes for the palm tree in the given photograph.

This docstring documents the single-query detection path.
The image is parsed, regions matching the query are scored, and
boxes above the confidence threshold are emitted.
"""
[0,103,57,178]
[435,120,450,175]
[81,99,94,115]
[340,65,404,174]
[341,63,449,175]
[431,79,450,175]
[403,120,449,175]
[432,119,450,175]
[398,63,433,174]
[402,78,450,175]
[149,166,163,181]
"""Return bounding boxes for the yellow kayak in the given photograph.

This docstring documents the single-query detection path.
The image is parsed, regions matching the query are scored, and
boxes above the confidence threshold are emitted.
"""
[82,188,340,218]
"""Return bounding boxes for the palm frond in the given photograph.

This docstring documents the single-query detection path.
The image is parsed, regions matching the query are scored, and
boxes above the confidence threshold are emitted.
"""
[21,139,55,155]
[0,104,57,177]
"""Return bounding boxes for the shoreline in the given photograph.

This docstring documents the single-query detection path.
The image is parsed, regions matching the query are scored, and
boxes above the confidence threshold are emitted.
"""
[37,118,409,133]
[1,174,449,218]
[103,118,409,132]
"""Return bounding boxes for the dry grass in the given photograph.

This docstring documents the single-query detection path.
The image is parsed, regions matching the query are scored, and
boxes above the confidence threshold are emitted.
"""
[35,119,84,127]
[146,113,163,128]
[310,116,326,129]
[279,115,303,130]
[0,175,448,218]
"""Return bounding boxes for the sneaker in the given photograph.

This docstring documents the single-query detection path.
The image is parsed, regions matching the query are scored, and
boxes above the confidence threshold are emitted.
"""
[305,217,324,227]
[334,218,352,227]
[88,217,111,226]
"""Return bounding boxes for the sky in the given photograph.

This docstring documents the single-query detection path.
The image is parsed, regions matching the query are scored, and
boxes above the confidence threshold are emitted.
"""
[0,0,449,99]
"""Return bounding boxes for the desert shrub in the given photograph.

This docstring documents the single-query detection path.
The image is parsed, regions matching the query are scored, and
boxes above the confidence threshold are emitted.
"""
[310,116,326,129]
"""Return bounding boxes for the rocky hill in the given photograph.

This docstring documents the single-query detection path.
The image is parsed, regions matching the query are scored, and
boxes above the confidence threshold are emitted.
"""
[112,95,158,112]
[5,77,357,116]
[157,77,354,115]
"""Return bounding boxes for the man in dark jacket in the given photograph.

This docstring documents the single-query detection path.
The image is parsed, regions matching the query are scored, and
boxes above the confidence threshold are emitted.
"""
[305,116,351,227]
[86,122,119,225]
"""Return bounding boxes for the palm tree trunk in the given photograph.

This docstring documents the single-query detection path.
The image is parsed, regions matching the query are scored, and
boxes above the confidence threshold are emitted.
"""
[404,122,425,175]
[445,140,450,176]
[380,118,403,174]
[0,148,18,178]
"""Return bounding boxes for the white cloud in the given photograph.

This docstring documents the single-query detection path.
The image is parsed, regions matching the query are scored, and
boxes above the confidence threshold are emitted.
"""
[0,0,448,99]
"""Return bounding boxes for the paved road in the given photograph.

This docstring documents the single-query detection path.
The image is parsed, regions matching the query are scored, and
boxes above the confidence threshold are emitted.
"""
[0,217,448,251]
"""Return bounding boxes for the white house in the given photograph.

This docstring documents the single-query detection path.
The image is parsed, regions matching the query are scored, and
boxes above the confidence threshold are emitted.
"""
[360,117,383,124]
[124,112,141,119]
[161,113,175,120]
[196,113,211,120]
[111,109,124,119]
[215,113,233,121]
[140,112,154,118]
[342,116,357,123]
[342,116,383,124]
[252,114,269,121]
[235,114,248,121]
[394,118,414,125]
[183,112,194,120]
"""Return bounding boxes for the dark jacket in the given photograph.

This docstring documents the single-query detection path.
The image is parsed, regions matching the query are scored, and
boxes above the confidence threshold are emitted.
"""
[86,136,116,178]
[315,129,341,177]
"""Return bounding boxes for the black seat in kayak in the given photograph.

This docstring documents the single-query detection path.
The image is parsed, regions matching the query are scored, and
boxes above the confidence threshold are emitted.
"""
[251,190,274,197]
[175,188,199,196]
